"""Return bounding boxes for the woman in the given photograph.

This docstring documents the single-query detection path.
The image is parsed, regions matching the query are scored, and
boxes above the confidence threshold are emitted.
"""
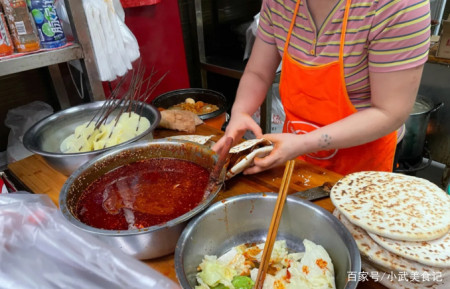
[213,0,430,175]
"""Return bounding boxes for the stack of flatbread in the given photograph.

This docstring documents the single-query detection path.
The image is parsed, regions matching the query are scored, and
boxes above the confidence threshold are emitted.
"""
[330,171,450,289]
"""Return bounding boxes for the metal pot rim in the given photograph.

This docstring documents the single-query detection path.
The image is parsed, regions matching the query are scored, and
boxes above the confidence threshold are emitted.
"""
[410,95,434,116]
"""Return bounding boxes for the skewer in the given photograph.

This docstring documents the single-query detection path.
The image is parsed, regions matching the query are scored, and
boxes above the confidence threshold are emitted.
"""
[254,160,295,289]
[71,61,168,151]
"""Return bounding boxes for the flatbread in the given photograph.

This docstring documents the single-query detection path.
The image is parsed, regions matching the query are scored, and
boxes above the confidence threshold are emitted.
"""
[330,171,450,241]
[368,232,450,268]
[225,138,273,180]
[229,138,271,154]
[333,209,450,278]
[361,260,448,289]
[226,146,273,180]
[166,135,214,145]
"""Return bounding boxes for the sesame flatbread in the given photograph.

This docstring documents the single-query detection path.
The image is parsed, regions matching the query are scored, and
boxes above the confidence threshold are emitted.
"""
[368,232,450,268]
[330,171,450,241]
[361,260,448,289]
[166,135,215,145]
[229,138,271,154]
[226,146,273,180]
[225,139,273,180]
[333,209,450,278]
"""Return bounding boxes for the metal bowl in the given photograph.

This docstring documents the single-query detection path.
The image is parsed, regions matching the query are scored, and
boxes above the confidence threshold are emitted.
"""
[59,139,225,260]
[23,101,161,176]
[175,193,361,289]
[152,88,228,120]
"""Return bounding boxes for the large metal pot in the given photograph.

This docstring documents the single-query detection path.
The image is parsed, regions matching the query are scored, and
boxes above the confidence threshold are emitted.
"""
[398,95,443,163]
[175,193,360,289]
[23,101,161,176]
[59,139,225,260]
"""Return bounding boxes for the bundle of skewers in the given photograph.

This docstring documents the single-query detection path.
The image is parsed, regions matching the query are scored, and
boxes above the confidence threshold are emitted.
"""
[60,62,168,153]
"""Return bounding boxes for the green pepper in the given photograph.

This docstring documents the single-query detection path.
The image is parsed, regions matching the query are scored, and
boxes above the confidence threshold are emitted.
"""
[231,276,254,289]
[211,284,229,289]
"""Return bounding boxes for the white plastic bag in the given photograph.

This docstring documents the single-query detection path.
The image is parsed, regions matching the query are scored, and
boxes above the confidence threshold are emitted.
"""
[55,0,74,40]
[82,0,140,81]
[0,193,180,289]
[244,13,259,60]
[4,101,53,163]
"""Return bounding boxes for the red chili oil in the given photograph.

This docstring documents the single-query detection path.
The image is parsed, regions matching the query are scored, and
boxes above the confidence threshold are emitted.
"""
[75,158,210,230]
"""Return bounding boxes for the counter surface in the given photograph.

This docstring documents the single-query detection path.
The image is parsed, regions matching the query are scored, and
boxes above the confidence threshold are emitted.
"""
[8,124,386,289]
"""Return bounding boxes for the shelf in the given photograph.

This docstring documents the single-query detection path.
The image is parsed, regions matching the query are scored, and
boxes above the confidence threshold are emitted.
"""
[201,55,247,80]
[0,43,83,77]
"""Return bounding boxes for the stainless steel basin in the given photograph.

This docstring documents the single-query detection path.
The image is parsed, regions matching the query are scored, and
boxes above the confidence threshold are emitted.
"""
[23,100,161,176]
[59,139,225,260]
[175,193,361,289]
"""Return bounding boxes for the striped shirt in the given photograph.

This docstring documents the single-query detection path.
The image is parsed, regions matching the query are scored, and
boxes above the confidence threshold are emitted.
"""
[257,0,431,109]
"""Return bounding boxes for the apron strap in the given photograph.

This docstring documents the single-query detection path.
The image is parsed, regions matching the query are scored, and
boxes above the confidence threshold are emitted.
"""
[339,0,352,92]
[283,0,302,53]
[284,0,352,62]
[339,0,352,62]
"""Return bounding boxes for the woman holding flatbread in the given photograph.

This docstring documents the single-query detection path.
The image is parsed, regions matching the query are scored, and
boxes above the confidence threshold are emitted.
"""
[213,0,431,175]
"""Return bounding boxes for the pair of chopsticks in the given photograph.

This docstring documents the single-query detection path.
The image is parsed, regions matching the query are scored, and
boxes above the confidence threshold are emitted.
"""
[254,160,296,289]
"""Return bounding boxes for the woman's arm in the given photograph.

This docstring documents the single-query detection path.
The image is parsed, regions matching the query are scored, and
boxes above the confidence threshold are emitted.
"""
[231,37,281,118]
[213,37,281,151]
[246,65,424,174]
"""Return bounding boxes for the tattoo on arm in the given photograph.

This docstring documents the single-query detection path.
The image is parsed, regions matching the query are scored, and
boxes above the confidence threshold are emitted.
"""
[319,134,332,149]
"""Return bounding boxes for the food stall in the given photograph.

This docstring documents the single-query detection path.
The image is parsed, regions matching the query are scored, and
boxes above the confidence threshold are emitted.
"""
[1,1,449,289]
[6,124,378,288]
[4,122,449,289]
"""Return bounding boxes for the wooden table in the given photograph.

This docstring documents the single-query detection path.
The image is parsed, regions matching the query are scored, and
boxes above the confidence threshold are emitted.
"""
[7,124,385,289]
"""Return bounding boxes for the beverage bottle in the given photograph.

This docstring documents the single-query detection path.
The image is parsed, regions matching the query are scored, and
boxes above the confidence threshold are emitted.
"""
[0,5,14,56]
[29,0,66,49]
[0,0,40,52]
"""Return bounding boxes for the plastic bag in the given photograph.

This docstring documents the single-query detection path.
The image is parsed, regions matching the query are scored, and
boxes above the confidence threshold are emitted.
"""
[82,0,140,81]
[244,13,259,61]
[243,12,281,72]
[4,101,53,164]
[0,193,180,289]
[55,0,74,41]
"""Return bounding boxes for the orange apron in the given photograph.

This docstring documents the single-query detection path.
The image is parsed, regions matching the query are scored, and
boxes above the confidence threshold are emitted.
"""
[279,0,397,175]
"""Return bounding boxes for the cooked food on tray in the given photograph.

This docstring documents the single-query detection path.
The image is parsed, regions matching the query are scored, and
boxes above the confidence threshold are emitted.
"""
[195,239,336,289]
[60,112,150,153]
[331,171,450,288]
[167,98,219,115]
[74,158,210,230]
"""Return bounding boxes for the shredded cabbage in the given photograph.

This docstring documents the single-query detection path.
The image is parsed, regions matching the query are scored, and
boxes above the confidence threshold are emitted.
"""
[196,240,336,289]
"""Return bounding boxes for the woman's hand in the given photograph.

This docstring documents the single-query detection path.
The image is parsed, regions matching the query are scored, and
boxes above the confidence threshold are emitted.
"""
[243,133,306,175]
[212,112,263,154]
[214,37,281,154]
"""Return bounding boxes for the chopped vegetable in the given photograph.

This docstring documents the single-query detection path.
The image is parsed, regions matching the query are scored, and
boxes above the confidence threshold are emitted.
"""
[231,276,254,289]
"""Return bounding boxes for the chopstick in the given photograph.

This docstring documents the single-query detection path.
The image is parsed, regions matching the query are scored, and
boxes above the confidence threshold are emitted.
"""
[254,160,296,289]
